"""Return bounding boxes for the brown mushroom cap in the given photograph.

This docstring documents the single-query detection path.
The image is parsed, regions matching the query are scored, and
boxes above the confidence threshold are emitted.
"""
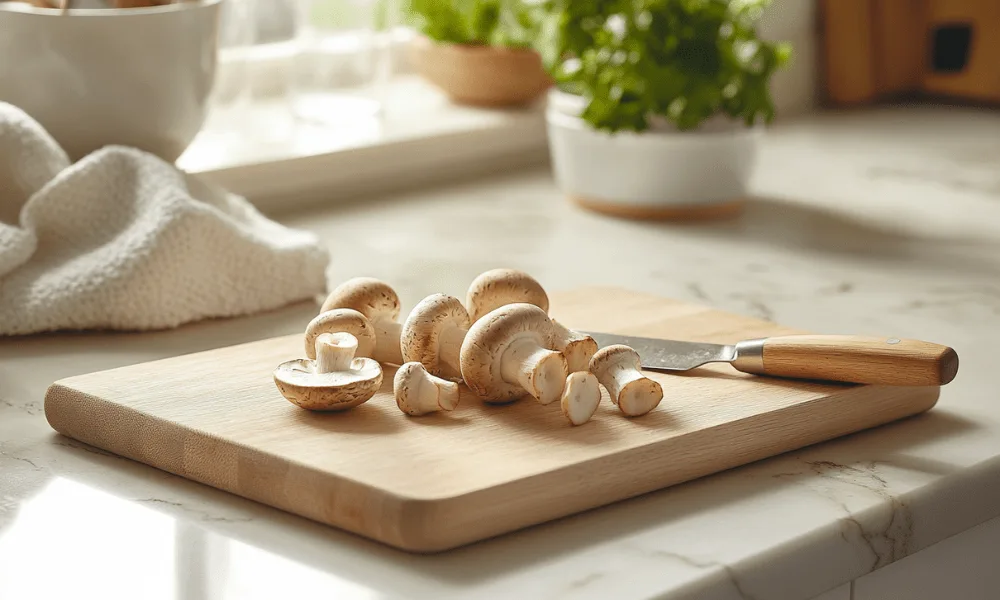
[400,293,470,379]
[321,277,401,322]
[273,356,383,411]
[466,268,550,323]
[460,303,562,403]
[304,309,376,360]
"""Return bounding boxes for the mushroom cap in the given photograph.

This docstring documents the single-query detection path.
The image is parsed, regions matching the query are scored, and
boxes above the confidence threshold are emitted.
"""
[460,303,557,402]
[466,268,550,323]
[304,309,377,360]
[321,277,401,322]
[400,293,470,378]
[273,356,383,411]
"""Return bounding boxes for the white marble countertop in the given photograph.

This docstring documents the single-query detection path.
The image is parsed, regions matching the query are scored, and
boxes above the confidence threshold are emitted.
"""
[2,106,999,600]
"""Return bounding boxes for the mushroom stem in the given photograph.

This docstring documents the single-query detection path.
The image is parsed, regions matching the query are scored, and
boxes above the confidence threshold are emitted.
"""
[500,338,568,405]
[602,364,647,405]
[561,371,602,426]
[438,325,467,377]
[316,332,358,374]
[550,319,599,373]
[373,320,404,365]
[394,362,460,416]
[590,345,663,417]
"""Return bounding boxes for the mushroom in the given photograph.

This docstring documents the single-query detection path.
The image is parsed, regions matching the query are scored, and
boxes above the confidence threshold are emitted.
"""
[460,303,568,405]
[589,345,664,417]
[274,332,383,411]
[550,321,600,373]
[466,268,549,322]
[304,308,377,360]
[466,268,596,372]
[560,371,602,426]
[393,362,461,416]
[400,293,470,381]
[321,277,403,365]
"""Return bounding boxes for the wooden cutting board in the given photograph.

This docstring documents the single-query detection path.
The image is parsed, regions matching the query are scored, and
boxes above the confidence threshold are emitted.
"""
[44,288,940,552]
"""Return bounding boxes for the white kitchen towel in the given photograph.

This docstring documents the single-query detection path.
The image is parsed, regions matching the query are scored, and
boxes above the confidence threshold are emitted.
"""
[0,102,330,335]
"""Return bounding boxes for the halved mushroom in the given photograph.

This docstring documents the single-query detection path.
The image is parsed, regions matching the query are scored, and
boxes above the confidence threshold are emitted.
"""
[466,269,596,372]
[322,277,403,365]
[460,303,568,405]
[466,268,550,323]
[274,332,383,411]
[304,308,376,360]
[400,293,471,381]
[589,345,663,417]
[560,371,602,426]
[394,362,461,416]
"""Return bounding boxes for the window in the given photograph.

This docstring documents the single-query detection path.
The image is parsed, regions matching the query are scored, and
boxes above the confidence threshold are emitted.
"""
[179,0,548,210]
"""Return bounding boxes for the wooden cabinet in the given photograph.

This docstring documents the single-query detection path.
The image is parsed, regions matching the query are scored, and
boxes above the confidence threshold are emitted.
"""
[820,0,1000,105]
[922,0,1000,102]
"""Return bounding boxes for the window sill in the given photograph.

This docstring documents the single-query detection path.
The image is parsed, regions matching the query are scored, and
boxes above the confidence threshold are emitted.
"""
[179,76,550,215]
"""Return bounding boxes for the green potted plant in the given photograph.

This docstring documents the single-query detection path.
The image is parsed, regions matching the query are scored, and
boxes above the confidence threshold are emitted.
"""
[536,0,790,219]
[402,0,552,106]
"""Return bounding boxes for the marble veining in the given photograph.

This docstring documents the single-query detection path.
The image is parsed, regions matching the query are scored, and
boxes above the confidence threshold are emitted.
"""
[1,106,999,600]
[133,498,254,524]
[774,460,912,573]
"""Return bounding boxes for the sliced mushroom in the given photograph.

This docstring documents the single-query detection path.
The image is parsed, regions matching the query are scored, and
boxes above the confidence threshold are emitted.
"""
[589,345,663,417]
[322,277,403,365]
[560,371,602,426]
[394,362,461,416]
[460,303,568,405]
[304,308,376,360]
[466,269,596,372]
[466,268,549,323]
[274,332,383,411]
[400,293,470,381]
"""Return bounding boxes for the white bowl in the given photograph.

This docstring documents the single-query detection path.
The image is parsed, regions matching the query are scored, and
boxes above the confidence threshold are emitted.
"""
[546,89,759,219]
[0,0,222,162]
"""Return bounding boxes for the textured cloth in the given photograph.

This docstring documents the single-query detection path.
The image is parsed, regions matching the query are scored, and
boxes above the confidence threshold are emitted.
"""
[0,102,330,335]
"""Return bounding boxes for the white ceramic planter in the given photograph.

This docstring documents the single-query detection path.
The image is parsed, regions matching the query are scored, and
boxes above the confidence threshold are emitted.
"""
[0,0,222,163]
[546,89,759,219]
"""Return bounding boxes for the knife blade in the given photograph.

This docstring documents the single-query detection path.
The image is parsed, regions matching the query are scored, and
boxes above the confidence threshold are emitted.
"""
[579,331,959,386]
[582,331,746,372]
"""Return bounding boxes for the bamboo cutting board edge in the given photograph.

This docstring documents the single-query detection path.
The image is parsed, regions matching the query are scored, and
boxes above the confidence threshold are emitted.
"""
[43,380,939,552]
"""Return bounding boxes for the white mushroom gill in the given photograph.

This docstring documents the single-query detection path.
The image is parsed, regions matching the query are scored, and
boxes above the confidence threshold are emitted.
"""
[273,331,383,412]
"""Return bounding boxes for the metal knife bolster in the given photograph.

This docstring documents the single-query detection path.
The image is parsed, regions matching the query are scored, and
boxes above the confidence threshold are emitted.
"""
[731,338,766,374]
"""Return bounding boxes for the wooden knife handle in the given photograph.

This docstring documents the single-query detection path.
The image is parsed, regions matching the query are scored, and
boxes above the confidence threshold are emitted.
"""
[735,335,959,386]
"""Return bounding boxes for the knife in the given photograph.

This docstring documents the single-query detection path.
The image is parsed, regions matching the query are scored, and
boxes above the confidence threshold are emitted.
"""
[581,332,959,387]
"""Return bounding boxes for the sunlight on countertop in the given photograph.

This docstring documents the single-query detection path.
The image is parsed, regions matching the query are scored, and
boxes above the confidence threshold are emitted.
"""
[0,478,377,600]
